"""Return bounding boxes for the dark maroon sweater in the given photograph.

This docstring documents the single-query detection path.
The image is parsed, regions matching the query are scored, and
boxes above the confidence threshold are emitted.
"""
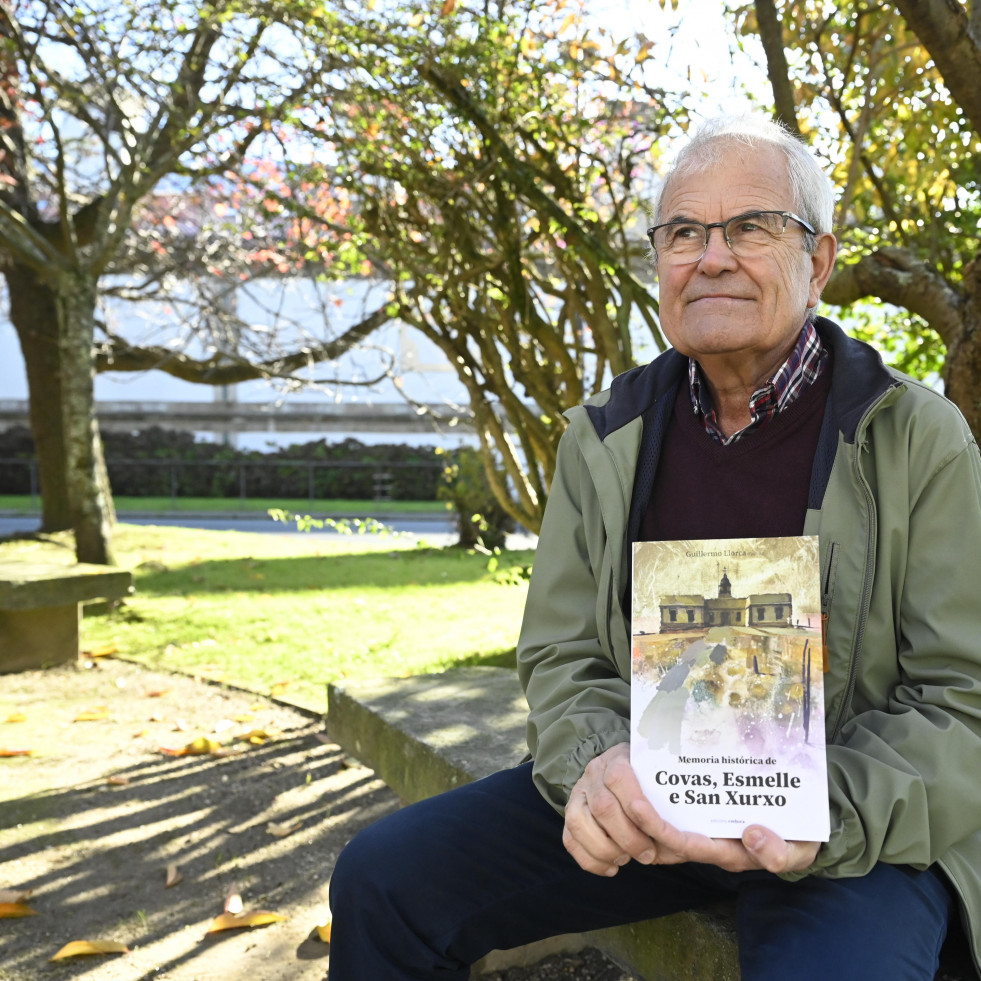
[641,366,832,542]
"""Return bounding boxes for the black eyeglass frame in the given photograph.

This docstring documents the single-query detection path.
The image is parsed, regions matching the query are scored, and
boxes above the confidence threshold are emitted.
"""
[646,210,818,264]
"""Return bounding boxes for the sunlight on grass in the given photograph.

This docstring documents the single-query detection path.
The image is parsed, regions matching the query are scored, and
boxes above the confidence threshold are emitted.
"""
[3,524,533,713]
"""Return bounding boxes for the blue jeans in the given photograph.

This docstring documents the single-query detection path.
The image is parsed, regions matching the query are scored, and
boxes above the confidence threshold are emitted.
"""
[327,762,953,980]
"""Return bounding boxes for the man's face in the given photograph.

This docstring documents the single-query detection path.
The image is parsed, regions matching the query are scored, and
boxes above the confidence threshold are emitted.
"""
[656,146,835,377]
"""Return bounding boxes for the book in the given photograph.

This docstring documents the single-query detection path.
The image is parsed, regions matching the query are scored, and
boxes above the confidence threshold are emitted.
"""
[630,536,830,841]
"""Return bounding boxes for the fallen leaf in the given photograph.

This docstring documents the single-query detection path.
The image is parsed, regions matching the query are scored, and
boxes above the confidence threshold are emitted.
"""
[173,718,189,732]
[0,901,37,918]
[75,707,110,722]
[132,729,149,739]
[145,688,171,698]
[316,918,332,943]
[0,748,32,757]
[106,775,130,786]
[50,940,128,960]
[267,818,303,838]
[233,713,254,723]
[225,887,243,915]
[206,910,286,933]
[213,719,235,734]
[159,736,223,757]
[314,732,332,745]
[0,888,33,903]
[165,864,183,888]
[149,713,165,722]
[269,681,291,696]
[4,712,26,723]
[238,727,281,745]
[81,643,118,658]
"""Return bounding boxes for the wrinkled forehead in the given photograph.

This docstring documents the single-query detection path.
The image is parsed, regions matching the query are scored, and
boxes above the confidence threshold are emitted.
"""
[657,144,793,221]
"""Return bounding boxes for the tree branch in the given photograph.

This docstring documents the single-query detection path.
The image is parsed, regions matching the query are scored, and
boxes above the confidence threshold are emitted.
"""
[892,0,981,136]
[94,300,398,384]
[822,247,964,345]
[753,0,801,134]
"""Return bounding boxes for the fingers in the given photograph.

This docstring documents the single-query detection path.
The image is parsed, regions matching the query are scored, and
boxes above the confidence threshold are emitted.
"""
[742,827,820,874]
[562,744,660,875]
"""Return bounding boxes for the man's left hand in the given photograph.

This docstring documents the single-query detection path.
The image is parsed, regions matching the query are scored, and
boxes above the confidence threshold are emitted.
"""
[627,796,820,873]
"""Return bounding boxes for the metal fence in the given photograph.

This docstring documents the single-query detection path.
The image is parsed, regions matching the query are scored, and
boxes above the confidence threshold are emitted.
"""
[0,457,444,505]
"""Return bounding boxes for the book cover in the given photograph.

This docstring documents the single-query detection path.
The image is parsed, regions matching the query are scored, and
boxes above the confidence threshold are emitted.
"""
[630,536,830,841]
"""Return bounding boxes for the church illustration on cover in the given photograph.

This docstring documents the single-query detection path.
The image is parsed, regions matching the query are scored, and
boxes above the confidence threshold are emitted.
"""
[658,569,793,632]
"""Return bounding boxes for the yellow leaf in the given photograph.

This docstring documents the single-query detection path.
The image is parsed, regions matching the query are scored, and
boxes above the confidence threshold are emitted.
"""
[158,736,222,757]
[82,644,118,658]
[0,902,37,918]
[165,864,183,888]
[0,748,32,757]
[269,681,291,696]
[145,688,171,698]
[316,918,332,943]
[75,707,110,722]
[408,12,423,27]
[50,940,129,960]
[239,726,281,745]
[4,712,26,723]
[206,911,286,933]
[267,819,303,838]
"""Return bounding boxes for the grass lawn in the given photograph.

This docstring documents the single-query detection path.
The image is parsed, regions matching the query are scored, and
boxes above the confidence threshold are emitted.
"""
[0,524,534,713]
[0,494,446,515]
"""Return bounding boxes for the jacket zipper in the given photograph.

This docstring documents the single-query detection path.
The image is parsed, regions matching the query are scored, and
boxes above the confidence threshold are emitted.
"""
[829,409,882,742]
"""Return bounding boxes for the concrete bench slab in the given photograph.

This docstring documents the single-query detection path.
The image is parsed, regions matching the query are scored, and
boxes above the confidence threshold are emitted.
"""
[0,560,133,673]
[327,668,975,981]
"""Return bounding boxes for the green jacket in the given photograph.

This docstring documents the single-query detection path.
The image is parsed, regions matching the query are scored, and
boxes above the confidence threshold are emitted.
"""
[516,318,981,975]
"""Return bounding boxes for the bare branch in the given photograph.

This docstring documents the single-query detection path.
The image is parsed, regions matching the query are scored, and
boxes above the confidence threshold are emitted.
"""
[823,247,964,345]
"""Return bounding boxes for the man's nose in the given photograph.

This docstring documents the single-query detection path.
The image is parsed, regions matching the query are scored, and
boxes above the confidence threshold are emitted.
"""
[698,225,737,269]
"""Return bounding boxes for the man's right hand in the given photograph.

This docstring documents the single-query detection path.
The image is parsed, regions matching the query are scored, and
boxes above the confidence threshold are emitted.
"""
[562,742,683,876]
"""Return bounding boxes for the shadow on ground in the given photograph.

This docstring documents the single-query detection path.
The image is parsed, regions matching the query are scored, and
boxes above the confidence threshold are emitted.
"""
[0,659,398,981]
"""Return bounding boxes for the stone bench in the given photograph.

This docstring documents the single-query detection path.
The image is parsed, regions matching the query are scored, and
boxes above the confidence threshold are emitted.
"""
[327,667,975,981]
[0,560,133,673]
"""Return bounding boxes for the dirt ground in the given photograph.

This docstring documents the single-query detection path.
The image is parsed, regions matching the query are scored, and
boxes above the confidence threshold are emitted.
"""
[0,658,633,981]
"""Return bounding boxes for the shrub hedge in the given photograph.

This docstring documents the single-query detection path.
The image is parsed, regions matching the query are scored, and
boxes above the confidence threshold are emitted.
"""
[0,426,444,501]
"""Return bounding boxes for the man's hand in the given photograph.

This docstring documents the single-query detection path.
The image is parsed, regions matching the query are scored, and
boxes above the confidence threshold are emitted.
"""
[563,743,683,876]
[630,792,820,873]
[563,743,820,877]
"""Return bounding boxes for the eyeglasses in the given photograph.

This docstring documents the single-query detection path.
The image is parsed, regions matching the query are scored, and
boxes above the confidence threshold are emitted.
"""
[646,210,817,265]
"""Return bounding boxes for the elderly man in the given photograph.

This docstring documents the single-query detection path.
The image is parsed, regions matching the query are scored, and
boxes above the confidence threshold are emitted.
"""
[327,115,981,980]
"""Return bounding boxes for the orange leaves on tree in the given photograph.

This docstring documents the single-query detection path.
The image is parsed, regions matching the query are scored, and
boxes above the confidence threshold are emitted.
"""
[50,940,129,961]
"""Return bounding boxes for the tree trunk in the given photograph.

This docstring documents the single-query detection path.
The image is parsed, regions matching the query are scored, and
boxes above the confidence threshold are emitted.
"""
[941,258,981,441]
[5,263,72,531]
[55,269,115,565]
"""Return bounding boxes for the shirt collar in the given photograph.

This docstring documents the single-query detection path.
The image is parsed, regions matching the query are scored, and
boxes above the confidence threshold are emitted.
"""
[688,320,827,445]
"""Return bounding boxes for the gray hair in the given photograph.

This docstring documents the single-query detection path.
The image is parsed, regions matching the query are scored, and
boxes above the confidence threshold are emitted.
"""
[653,115,836,251]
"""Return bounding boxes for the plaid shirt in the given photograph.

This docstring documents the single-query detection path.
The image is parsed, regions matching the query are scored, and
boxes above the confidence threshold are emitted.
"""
[689,320,828,445]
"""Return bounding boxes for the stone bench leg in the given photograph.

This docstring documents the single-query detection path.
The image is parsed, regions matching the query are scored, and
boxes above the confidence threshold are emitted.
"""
[0,604,81,673]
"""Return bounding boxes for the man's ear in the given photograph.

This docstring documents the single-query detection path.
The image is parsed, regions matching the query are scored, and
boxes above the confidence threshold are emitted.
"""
[807,233,838,308]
